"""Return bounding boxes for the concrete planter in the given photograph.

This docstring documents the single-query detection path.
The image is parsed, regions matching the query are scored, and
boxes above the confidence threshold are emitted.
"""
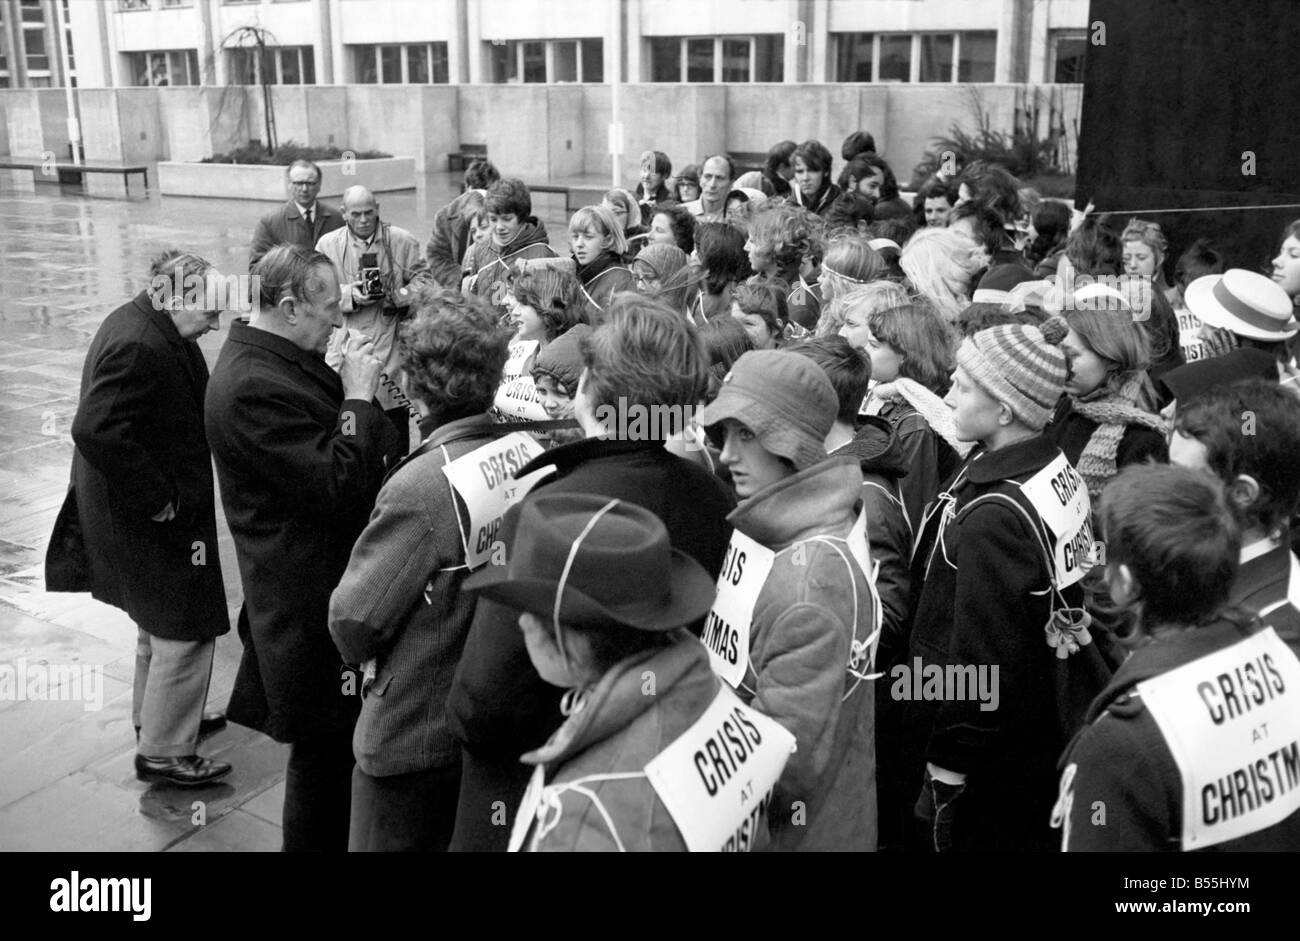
[157,156,415,200]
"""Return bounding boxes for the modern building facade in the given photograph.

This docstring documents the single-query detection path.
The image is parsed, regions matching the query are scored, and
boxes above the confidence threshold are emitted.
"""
[1,0,1093,89]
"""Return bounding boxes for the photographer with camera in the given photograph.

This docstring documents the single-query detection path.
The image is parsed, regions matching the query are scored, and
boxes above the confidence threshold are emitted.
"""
[317,185,426,447]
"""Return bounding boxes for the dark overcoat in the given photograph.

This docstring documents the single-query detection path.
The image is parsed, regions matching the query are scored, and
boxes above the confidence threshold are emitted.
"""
[204,320,401,742]
[56,291,229,642]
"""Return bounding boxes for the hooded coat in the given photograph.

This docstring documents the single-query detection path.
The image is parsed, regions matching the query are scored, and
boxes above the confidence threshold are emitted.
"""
[466,219,557,307]
[576,252,636,322]
[831,416,913,663]
[1057,615,1300,851]
[730,455,879,851]
[517,639,741,852]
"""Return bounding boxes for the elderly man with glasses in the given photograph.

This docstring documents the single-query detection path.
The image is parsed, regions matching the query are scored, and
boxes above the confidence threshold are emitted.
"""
[249,159,345,269]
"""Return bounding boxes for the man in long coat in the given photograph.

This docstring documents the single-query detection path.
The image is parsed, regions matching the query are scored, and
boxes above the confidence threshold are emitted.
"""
[205,244,402,851]
[52,250,232,787]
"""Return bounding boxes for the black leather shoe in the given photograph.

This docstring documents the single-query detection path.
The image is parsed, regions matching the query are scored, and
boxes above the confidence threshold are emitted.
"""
[134,754,232,787]
[199,712,227,737]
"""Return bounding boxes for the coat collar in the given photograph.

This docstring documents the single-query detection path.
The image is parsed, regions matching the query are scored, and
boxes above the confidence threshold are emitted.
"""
[226,319,341,389]
[522,638,715,767]
[514,434,664,479]
[962,432,1059,485]
[1083,616,1259,723]
[728,454,862,549]
[130,290,188,352]
[1231,541,1295,607]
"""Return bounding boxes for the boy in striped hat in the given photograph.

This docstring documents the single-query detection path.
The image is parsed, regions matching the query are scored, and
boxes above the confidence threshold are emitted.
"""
[904,317,1107,852]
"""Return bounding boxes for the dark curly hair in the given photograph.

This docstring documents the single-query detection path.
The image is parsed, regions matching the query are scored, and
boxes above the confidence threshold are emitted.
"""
[485,177,533,220]
[507,265,586,341]
[653,204,696,254]
[398,289,511,421]
[748,202,823,273]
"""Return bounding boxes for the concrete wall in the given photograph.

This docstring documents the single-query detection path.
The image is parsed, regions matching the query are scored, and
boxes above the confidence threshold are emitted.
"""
[0,82,1081,191]
[1,89,70,158]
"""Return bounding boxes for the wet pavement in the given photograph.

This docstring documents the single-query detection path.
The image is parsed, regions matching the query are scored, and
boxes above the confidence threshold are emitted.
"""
[0,168,576,851]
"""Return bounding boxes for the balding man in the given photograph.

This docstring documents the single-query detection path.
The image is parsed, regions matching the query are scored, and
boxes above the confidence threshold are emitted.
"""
[206,244,403,850]
[315,186,425,446]
[683,154,734,224]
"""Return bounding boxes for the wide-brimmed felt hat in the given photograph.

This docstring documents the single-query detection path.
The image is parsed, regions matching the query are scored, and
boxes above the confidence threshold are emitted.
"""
[1185,269,1298,341]
[1159,347,1279,404]
[697,349,836,471]
[463,493,716,632]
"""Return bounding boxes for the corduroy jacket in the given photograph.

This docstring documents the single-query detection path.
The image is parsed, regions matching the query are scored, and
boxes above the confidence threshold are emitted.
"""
[329,414,508,777]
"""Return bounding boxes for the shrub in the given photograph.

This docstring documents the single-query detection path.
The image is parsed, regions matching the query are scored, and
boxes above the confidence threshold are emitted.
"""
[201,140,392,165]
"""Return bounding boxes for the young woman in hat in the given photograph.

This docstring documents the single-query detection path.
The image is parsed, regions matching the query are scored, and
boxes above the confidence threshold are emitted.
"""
[698,349,882,851]
[466,493,791,852]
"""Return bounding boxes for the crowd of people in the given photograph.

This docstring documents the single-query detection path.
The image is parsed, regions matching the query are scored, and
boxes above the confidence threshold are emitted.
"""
[51,128,1300,853]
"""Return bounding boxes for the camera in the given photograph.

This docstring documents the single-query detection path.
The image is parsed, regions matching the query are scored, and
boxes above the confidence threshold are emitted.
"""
[359,252,384,299]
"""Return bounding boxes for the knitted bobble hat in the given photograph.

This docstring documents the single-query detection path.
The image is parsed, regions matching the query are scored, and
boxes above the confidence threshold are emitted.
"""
[956,316,1069,431]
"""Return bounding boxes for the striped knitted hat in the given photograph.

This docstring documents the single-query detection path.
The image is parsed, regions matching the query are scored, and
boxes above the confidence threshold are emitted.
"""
[956,317,1069,431]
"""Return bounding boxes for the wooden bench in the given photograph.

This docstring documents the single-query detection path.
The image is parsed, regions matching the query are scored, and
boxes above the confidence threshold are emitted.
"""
[447,143,487,173]
[0,156,149,195]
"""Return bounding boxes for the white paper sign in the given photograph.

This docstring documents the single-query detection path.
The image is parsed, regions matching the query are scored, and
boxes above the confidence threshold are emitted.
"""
[1176,306,1214,364]
[494,340,550,421]
[508,763,546,853]
[1138,628,1300,850]
[702,529,775,687]
[644,686,796,852]
[442,432,547,569]
[1019,452,1093,589]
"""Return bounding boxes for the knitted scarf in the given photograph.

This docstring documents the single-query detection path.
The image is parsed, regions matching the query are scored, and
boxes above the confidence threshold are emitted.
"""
[870,377,974,459]
[1072,373,1169,498]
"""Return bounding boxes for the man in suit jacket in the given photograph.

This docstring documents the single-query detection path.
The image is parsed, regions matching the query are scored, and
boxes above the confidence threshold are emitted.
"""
[248,159,344,269]
[205,244,403,851]
[55,249,232,787]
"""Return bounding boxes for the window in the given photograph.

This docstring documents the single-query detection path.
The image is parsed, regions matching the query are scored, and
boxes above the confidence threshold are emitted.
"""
[553,40,577,83]
[227,46,312,85]
[127,49,200,86]
[834,32,997,83]
[119,0,151,8]
[919,34,953,83]
[644,35,783,83]
[162,0,194,7]
[959,31,996,82]
[353,44,450,84]
[580,38,602,82]
[878,35,911,82]
[648,37,679,82]
[484,39,603,84]
[0,4,7,88]
[1052,32,1087,83]
[834,32,872,83]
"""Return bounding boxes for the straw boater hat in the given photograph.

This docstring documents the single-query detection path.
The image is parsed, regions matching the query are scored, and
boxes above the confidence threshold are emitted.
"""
[1185,269,1298,341]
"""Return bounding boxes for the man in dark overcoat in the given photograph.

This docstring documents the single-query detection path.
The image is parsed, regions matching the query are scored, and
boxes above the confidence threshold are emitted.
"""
[53,249,232,787]
[205,244,402,851]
